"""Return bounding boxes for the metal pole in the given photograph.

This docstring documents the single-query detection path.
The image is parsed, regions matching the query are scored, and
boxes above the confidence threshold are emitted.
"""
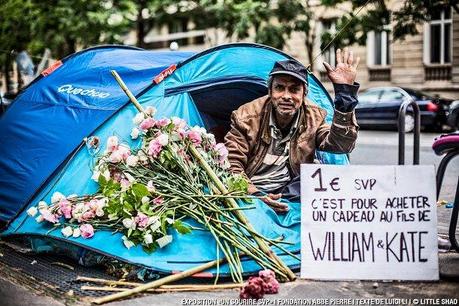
[398,99,421,165]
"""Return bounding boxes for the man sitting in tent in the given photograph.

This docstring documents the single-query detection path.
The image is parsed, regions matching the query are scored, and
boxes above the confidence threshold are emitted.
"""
[224,48,359,213]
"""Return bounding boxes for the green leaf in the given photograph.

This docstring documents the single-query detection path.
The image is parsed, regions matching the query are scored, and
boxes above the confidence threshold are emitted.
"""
[131,183,150,198]
[173,220,192,235]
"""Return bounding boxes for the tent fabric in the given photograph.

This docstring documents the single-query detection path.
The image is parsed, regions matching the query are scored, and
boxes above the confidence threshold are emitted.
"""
[0,43,349,274]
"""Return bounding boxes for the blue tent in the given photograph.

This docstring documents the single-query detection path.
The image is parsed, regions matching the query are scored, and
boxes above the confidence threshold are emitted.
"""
[0,44,348,275]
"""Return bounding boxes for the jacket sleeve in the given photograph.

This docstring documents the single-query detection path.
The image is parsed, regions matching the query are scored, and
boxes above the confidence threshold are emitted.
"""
[315,110,359,153]
[224,112,259,194]
[315,82,360,153]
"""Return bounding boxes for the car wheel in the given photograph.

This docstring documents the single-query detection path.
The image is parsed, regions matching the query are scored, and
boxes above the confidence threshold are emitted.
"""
[404,113,415,133]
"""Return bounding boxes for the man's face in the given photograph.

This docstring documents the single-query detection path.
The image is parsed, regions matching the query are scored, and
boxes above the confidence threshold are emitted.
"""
[270,75,305,117]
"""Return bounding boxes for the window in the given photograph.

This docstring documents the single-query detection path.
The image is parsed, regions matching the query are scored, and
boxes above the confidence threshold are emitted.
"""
[319,19,336,69]
[380,89,404,103]
[424,8,452,64]
[359,90,382,104]
[367,30,391,66]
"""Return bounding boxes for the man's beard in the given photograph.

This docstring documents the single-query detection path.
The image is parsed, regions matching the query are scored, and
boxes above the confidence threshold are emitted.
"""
[274,100,297,117]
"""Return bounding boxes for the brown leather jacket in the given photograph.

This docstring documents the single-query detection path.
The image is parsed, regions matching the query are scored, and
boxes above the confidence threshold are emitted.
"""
[224,95,359,193]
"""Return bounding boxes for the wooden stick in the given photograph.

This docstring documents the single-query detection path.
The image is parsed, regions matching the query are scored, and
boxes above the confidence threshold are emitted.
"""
[83,283,242,293]
[92,258,224,304]
[110,70,144,113]
[77,276,242,290]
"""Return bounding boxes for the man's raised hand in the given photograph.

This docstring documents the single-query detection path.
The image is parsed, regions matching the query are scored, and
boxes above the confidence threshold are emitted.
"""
[323,47,360,85]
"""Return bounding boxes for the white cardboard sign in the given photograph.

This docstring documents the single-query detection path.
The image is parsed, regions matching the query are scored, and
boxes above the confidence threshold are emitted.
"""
[300,165,439,280]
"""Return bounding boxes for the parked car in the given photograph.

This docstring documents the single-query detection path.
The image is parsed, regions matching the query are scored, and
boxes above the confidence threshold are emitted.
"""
[447,100,459,131]
[355,87,453,132]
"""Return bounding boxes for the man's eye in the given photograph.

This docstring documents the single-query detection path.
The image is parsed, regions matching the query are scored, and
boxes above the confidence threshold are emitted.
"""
[290,87,300,93]
[274,85,284,91]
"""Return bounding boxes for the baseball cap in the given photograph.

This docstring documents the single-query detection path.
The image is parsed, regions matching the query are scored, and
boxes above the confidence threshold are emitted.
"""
[269,59,308,85]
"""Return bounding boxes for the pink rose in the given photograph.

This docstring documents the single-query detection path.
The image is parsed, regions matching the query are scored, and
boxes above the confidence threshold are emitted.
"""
[148,140,162,157]
[117,145,131,160]
[40,209,58,224]
[58,199,72,219]
[155,118,170,128]
[240,276,265,299]
[214,143,228,162]
[139,118,155,131]
[106,136,119,152]
[109,150,123,163]
[258,270,279,294]
[153,196,164,205]
[135,212,149,228]
[187,130,202,145]
[172,117,186,130]
[80,224,94,238]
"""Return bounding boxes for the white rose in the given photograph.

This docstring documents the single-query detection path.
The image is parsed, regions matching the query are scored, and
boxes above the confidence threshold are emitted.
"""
[91,170,101,182]
[141,196,150,204]
[35,215,44,223]
[27,206,38,217]
[61,226,73,237]
[38,201,48,210]
[51,192,65,204]
[122,218,136,229]
[109,151,123,163]
[137,150,148,162]
[150,220,161,233]
[126,155,139,167]
[102,169,111,180]
[133,112,145,125]
[122,236,135,249]
[95,207,104,217]
[144,233,153,245]
[124,172,136,183]
[130,127,140,140]
[147,180,155,192]
[157,134,169,146]
[144,106,157,116]
[72,227,81,238]
[156,235,173,248]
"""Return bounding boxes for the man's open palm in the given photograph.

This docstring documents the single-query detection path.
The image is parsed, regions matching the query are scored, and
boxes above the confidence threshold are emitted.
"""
[323,47,360,85]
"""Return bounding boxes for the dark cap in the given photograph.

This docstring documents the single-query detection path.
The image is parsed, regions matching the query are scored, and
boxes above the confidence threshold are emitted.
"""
[269,59,308,85]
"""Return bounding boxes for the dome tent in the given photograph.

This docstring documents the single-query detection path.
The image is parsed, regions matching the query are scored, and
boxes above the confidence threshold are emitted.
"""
[0,43,348,275]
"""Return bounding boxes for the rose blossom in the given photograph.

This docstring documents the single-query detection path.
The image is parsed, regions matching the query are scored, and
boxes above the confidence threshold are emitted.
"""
[139,117,155,131]
[117,145,131,159]
[61,226,73,238]
[135,212,149,228]
[106,136,119,152]
[148,140,162,157]
[79,224,94,238]
[187,130,202,145]
[40,209,58,223]
[240,277,265,299]
[147,180,155,192]
[130,127,140,139]
[132,112,145,125]
[155,118,170,127]
[126,155,139,167]
[109,150,123,163]
[144,106,157,116]
[27,206,38,217]
[214,143,229,162]
[153,196,164,205]
[156,133,169,146]
[51,192,65,204]
[58,199,73,219]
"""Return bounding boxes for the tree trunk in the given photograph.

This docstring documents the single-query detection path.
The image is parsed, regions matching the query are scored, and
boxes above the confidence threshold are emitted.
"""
[136,0,147,48]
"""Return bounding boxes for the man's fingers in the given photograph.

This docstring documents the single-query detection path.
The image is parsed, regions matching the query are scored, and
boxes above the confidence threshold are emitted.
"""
[323,62,333,73]
[348,50,354,65]
[336,48,342,64]
[268,193,282,200]
[263,197,289,212]
[353,56,360,69]
[343,47,349,64]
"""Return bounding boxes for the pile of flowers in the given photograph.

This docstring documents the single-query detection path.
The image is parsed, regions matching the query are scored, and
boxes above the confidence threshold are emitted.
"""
[27,106,290,283]
[239,269,280,299]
